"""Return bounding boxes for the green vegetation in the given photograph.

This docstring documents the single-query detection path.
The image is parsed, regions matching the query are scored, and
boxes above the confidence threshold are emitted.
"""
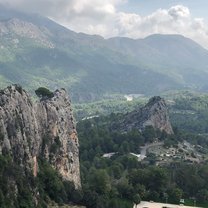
[77,116,169,207]
[168,91,208,134]
[73,91,208,205]
[35,87,54,99]
[0,154,34,208]
[73,97,147,120]
[0,31,181,103]
[73,90,208,136]
[37,159,83,207]
[0,154,83,207]
[77,111,208,208]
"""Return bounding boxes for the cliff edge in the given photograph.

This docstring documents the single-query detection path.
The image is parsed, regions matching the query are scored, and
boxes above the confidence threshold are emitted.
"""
[0,85,80,188]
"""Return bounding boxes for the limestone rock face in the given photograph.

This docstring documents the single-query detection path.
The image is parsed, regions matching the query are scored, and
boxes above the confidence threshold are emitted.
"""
[0,85,80,188]
[37,88,80,187]
[115,96,173,135]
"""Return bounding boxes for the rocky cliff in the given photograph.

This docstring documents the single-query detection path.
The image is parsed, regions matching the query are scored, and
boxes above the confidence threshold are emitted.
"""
[114,96,173,134]
[0,85,80,188]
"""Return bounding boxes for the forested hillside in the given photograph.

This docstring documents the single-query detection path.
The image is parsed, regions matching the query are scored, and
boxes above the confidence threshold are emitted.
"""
[77,112,208,208]
[1,7,208,102]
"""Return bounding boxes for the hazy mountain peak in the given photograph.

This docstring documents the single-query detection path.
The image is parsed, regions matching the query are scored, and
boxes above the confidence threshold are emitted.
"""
[0,17,54,48]
[0,6,208,102]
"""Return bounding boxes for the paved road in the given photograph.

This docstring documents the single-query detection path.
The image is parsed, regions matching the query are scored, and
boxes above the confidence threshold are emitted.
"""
[139,142,163,160]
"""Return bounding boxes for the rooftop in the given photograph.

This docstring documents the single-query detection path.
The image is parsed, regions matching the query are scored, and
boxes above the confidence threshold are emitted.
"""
[134,201,201,208]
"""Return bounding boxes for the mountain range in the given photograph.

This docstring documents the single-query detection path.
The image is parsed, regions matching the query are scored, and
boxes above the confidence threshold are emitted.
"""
[1,6,208,102]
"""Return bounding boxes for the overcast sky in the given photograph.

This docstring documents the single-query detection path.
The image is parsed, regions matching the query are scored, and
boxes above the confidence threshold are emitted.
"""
[1,0,208,48]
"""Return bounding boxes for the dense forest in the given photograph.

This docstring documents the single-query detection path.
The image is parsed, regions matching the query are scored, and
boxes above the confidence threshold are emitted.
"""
[0,154,82,208]
[76,112,208,208]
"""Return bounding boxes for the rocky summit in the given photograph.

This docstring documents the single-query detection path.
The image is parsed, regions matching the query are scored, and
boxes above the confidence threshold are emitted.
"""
[0,85,80,188]
[114,96,173,135]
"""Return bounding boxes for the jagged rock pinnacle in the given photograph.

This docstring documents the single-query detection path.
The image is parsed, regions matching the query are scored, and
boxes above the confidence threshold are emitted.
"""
[0,85,80,188]
[114,96,173,135]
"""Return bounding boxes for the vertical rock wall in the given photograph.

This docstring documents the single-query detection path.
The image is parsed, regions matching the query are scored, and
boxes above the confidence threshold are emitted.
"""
[0,85,80,188]
[37,88,80,187]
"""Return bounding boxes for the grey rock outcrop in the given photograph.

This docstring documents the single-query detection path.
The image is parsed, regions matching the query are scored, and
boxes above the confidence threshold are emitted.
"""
[0,85,80,188]
[115,96,173,135]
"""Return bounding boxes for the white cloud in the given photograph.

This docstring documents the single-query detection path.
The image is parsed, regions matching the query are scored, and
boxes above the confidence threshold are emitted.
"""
[1,0,208,48]
[168,5,190,19]
[59,3,208,49]
[0,0,124,18]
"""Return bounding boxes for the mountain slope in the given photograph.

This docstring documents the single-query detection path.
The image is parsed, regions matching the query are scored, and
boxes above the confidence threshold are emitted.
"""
[107,34,208,84]
[0,6,208,102]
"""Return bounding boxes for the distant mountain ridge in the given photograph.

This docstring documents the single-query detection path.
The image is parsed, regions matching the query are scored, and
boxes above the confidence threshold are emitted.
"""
[0,6,208,102]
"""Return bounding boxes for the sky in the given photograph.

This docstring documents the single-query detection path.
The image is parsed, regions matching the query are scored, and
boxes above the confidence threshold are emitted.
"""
[1,0,208,48]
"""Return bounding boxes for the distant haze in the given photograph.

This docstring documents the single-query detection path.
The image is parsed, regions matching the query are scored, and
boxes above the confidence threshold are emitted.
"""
[0,0,208,48]
[1,6,208,102]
